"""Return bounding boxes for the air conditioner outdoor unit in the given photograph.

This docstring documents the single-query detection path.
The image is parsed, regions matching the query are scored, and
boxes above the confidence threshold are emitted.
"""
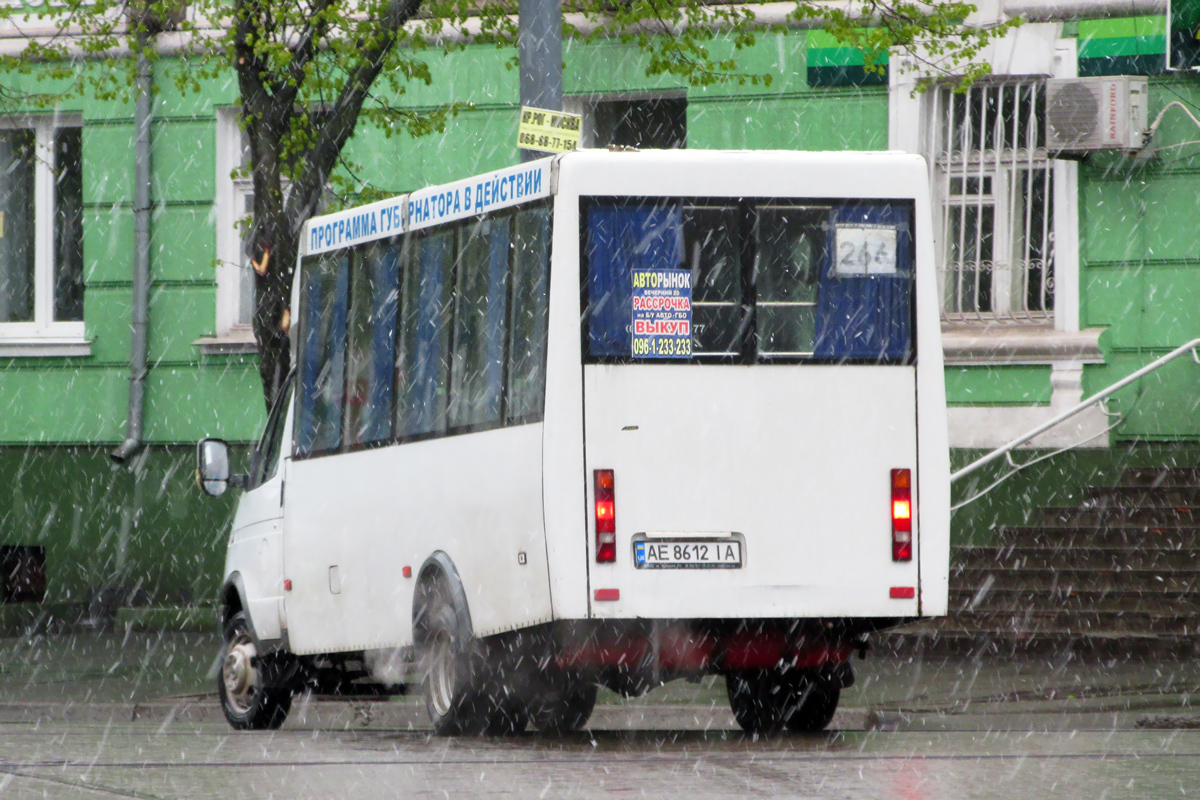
[1045,76,1148,155]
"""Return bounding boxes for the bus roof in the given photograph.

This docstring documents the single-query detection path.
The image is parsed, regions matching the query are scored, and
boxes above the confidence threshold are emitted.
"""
[302,149,927,257]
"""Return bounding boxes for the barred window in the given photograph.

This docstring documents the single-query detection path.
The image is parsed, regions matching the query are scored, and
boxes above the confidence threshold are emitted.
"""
[927,80,1054,323]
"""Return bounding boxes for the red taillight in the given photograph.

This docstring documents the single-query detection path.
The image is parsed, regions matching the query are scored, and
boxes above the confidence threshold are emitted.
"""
[891,468,912,562]
[595,469,616,563]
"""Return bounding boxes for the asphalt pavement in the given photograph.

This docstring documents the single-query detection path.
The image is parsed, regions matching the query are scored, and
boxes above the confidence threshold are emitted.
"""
[3,629,1200,734]
[8,631,1200,799]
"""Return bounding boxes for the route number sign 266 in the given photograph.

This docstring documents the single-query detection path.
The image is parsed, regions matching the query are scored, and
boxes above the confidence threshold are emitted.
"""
[835,225,898,276]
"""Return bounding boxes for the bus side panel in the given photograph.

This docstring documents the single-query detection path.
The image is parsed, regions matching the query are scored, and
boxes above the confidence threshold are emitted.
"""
[540,189,590,621]
[913,182,951,617]
[282,425,551,655]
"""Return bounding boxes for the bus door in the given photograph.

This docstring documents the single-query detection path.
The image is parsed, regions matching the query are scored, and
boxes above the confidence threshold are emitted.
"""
[580,198,920,620]
[227,377,293,643]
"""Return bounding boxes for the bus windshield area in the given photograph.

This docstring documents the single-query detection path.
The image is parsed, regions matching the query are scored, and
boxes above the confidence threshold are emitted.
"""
[582,198,915,364]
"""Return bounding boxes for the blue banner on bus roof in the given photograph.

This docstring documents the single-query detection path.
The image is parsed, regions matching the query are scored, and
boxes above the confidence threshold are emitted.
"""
[306,196,407,256]
[304,159,553,256]
[407,160,552,233]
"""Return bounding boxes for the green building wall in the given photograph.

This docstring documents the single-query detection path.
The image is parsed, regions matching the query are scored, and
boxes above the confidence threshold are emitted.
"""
[2,26,1200,608]
[1080,75,1200,441]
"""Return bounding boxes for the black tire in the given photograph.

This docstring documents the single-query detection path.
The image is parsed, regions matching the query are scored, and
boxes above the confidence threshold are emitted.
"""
[218,612,292,730]
[783,677,840,733]
[726,670,788,734]
[531,681,597,733]
[420,602,484,735]
[417,591,527,736]
[483,695,531,736]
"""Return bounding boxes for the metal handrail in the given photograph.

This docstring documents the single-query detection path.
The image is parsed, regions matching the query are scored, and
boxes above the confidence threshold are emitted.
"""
[951,337,1200,483]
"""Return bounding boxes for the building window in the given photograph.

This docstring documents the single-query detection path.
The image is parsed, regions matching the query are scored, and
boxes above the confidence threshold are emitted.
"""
[215,108,256,344]
[575,96,687,149]
[0,117,84,340]
[926,80,1054,323]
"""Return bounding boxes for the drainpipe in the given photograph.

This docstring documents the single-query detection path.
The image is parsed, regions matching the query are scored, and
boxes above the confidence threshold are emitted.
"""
[111,34,152,466]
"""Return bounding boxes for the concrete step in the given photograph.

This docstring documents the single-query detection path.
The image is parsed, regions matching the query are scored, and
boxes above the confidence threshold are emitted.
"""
[954,545,1200,572]
[910,612,1200,636]
[917,463,1200,657]
[1082,486,1200,507]
[1119,467,1200,488]
[950,567,1200,593]
[994,526,1200,548]
[947,588,1200,614]
[876,628,1200,659]
[1041,507,1200,527]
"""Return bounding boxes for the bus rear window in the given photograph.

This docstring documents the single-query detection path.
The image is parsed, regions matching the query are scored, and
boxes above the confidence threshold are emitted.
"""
[582,198,914,364]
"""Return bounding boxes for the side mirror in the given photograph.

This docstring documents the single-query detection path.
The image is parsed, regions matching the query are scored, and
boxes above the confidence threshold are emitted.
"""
[197,438,232,497]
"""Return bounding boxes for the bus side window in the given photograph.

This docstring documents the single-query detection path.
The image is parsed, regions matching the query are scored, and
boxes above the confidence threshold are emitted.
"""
[507,206,550,423]
[344,242,400,447]
[398,229,454,438]
[295,252,349,456]
[449,217,509,429]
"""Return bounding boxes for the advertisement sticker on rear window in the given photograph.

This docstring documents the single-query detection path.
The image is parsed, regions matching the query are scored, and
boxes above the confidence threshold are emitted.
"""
[631,269,692,358]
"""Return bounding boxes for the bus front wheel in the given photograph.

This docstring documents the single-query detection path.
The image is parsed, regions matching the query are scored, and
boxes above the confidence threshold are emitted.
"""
[218,612,292,730]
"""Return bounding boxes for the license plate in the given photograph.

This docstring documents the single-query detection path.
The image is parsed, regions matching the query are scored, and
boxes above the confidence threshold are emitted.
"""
[633,538,742,569]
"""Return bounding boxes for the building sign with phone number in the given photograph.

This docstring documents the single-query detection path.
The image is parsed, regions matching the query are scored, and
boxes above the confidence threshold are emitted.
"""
[517,107,582,154]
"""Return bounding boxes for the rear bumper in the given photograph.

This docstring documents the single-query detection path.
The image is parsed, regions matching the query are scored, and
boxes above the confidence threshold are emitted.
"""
[550,617,909,675]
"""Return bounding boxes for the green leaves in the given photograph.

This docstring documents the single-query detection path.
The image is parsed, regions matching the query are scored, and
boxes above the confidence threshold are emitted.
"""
[556,0,1019,90]
[0,0,1022,174]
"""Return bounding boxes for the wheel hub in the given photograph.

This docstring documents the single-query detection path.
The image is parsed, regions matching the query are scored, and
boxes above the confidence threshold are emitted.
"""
[223,638,258,713]
[426,631,456,718]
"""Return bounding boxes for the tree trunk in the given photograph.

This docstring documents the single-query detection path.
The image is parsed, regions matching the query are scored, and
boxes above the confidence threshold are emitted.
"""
[250,205,296,411]
[233,0,423,409]
[253,242,294,411]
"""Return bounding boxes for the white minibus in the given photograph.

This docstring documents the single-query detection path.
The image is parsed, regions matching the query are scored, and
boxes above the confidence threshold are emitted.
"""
[198,149,949,734]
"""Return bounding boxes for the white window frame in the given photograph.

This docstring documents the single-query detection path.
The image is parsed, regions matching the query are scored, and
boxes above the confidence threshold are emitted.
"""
[890,27,1107,449]
[207,107,257,352]
[928,78,1055,323]
[0,113,88,356]
[890,26,1082,335]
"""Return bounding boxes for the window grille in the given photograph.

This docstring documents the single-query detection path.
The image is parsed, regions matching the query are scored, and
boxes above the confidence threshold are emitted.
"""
[926,80,1054,323]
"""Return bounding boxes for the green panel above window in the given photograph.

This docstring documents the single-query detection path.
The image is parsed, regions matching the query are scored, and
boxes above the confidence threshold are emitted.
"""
[1078,15,1166,76]
[806,30,888,87]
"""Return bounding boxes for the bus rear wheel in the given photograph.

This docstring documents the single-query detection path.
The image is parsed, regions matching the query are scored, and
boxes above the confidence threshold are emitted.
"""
[783,676,840,733]
[420,600,527,735]
[218,612,292,730]
[726,669,787,733]
[531,681,597,733]
[726,669,840,734]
